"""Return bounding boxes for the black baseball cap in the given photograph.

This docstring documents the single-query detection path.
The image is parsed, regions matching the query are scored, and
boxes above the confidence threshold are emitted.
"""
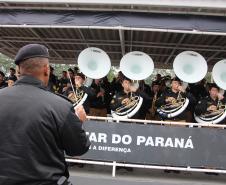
[8,76,17,82]
[122,75,132,83]
[14,44,49,65]
[171,76,182,83]
[152,81,161,86]
[209,83,220,90]
[75,73,85,80]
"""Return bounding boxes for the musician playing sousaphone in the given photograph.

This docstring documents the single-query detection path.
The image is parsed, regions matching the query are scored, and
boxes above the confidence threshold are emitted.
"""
[194,83,226,124]
[155,77,196,122]
[64,72,95,114]
[110,76,151,120]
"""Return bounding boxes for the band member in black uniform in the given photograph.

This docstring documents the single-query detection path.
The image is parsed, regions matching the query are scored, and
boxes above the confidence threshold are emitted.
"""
[195,83,226,124]
[159,75,171,92]
[111,71,124,94]
[139,80,151,95]
[7,76,17,87]
[89,78,107,117]
[68,68,75,85]
[61,68,76,95]
[102,76,113,114]
[64,72,95,114]
[110,76,151,120]
[0,44,90,185]
[189,79,208,102]
[146,81,162,120]
[58,70,69,94]
[47,65,59,93]
[155,77,196,122]
[8,67,18,82]
[0,71,7,89]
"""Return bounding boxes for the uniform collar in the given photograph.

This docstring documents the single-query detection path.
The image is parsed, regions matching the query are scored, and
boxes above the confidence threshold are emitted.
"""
[120,90,132,96]
[14,75,47,90]
[208,96,218,102]
[169,89,178,94]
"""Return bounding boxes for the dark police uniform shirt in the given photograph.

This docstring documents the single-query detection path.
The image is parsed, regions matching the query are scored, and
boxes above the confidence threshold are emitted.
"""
[155,89,196,121]
[195,96,226,117]
[0,75,90,185]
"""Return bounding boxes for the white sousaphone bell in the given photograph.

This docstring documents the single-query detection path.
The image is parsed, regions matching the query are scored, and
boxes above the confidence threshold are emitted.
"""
[194,59,226,124]
[111,51,154,119]
[72,47,111,108]
[78,47,111,79]
[158,51,208,118]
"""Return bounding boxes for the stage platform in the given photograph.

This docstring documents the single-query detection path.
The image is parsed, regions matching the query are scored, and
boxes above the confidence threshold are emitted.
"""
[69,164,226,185]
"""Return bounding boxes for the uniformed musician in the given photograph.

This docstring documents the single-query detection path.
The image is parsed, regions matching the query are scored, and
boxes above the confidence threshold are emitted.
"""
[89,78,107,117]
[110,76,151,120]
[195,83,226,124]
[64,72,95,114]
[146,81,161,120]
[155,77,196,122]
[0,71,7,89]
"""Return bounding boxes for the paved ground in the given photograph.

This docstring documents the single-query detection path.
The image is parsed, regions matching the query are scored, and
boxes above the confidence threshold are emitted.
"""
[69,164,226,185]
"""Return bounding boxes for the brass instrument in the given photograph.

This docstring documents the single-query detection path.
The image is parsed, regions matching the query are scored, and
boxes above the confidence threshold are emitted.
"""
[150,92,157,118]
[195,59,226,124]
[111,51,154,119]
[111,95,143,118]
[201,108,225,119]
[67,84,88,108]
[68,88,87,107]
[115,96,140,114]
[158,51,207,118]
[157,90,189,118]
[68,47,111,109]
[160,92,185,111]
[195,100,226,124]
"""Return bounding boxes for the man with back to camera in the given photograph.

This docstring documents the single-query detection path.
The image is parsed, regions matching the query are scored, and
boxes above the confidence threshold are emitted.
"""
[0,44,90,185]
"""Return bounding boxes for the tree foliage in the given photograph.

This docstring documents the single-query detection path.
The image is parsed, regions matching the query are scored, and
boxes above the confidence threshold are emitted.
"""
[0,53,14,74]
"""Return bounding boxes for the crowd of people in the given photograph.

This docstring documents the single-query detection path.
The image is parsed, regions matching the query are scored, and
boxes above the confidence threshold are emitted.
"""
[0,44,224,185]
[0,67,18,88]
[1,65,225,124]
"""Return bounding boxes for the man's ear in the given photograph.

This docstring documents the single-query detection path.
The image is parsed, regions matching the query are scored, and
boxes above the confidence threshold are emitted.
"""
[16,65,21,77]
[43,64,50,77]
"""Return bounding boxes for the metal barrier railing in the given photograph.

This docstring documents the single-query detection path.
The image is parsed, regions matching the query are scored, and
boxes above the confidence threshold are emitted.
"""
[66,158,226,177]
[86,116,226,129]
[67,117,226,177]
